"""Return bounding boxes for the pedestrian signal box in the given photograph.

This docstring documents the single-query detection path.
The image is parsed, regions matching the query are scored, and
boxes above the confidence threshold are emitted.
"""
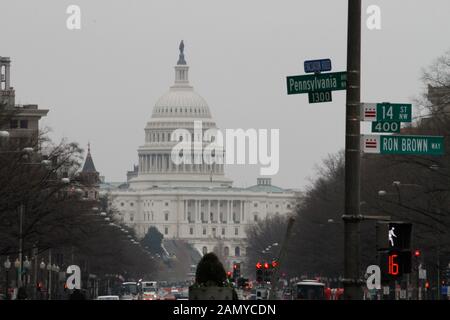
[376,222,412,250]
[379,250,412,281]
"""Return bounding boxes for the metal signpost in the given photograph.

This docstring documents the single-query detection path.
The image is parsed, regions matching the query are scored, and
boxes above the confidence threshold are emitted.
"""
[361,135,445,155]
[286,71,347,95]
[361,103,412,122]
[308,91,332,103]
[304,59,332,73]
[371,121,401,133]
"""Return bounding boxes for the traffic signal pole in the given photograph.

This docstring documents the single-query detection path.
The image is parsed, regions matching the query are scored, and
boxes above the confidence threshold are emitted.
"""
[269,216,295,299]
[342,0,363,300]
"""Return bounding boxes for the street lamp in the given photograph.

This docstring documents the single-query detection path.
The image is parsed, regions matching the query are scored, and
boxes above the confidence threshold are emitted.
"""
[46,262,52,300]
[23,256,31,270]
[14,258,20,269]
[14,258,20,290]
[23,256,31,289]
[22,147,34,154]
[41,159,52,167]
[4,257,11,300]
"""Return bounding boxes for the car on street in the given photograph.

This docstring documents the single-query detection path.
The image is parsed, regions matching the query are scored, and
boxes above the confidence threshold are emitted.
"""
[294,280,326,300]
[120,282,139,300]
[97,295,120,300]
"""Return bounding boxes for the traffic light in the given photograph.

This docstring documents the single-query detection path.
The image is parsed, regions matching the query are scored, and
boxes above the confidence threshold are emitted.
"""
[271,260,278,268]
[263,261,272,282]
[379,250,412,281]
[256,262,263,282]
[233,263,241,281]
[36,282,42,292]
[444,266,450,285]
[227,271,232,280]
[376,222,412,250]
[237,277,249,288]
[377,221,413,283]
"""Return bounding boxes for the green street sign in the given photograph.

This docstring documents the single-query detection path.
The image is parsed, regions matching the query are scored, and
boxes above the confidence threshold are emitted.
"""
[308,91,332,103]
[371,121,401,133]
[286,71,347,95]
[361,103,412,122]
[362,135,445,156]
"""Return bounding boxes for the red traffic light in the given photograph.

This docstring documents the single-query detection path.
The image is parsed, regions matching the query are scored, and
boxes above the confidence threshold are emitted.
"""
[414,250,421,257]
[227,271,232,277]
[256,262,262,269]
[264,262,270,269]
[271,260,278,268]
[425,281,430,289]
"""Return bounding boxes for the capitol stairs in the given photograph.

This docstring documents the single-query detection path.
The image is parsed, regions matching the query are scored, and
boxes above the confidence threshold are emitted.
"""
[158,239,202,282]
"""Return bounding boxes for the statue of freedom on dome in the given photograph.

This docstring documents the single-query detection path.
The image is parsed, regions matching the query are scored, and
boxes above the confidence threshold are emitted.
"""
[178,40,187,65]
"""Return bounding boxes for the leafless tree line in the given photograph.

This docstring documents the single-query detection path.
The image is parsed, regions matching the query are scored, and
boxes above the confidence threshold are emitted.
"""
[245,50,450,289]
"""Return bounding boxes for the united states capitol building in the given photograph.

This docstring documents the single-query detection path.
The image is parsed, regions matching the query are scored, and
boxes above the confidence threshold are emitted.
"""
[104,42,299,270]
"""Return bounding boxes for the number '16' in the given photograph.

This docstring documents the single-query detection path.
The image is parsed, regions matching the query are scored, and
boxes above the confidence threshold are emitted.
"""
[388,254,399,275]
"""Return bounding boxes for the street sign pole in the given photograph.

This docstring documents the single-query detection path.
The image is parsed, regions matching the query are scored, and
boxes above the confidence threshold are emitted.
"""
[361,135,445,155]
[343,0,363,300]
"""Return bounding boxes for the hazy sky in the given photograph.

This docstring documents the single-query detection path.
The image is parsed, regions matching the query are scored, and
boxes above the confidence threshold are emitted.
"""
[1,0,449,189]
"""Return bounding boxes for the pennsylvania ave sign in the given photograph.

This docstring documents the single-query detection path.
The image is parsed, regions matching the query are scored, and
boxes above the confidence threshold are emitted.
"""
[286,71,347,95]
[361,135,444,155]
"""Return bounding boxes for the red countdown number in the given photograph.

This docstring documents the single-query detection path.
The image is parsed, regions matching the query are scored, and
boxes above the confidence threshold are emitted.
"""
[388,254,399,275]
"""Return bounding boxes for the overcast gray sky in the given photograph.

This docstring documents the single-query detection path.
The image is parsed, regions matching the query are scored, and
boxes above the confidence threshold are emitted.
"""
[1,0,449,189]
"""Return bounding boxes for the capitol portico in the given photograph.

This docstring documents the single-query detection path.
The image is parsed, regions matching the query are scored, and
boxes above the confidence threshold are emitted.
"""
[105,42,298,271]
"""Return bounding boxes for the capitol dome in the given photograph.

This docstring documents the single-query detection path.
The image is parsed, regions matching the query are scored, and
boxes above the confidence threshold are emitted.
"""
[128,41,233,190]
[152,90,212,119]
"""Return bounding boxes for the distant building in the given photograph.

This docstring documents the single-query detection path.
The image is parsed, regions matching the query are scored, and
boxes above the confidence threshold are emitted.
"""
[405,84,450,132]
[427,84,450,112]
[0,56,48,143]
[104,43,299,271]
[127,165,139,182]
[79,143,101,201]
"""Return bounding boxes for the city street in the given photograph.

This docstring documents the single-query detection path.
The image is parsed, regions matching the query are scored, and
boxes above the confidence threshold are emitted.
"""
[0,0,449,305]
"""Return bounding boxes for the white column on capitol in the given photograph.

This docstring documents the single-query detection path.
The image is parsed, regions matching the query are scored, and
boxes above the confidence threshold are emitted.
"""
[208,200,211,223]
[195,199,198,222]
[5,62,10,89]
[144,154,148,173]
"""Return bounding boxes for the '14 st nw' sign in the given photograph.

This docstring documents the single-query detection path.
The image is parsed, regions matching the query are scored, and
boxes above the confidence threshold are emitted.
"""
[361,135,444,156]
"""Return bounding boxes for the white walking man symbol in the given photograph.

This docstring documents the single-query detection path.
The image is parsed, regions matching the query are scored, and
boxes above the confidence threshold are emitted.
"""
[388,227,397,246]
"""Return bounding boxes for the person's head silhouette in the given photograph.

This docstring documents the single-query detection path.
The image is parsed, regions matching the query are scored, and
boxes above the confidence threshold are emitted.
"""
[195,252,226,286]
